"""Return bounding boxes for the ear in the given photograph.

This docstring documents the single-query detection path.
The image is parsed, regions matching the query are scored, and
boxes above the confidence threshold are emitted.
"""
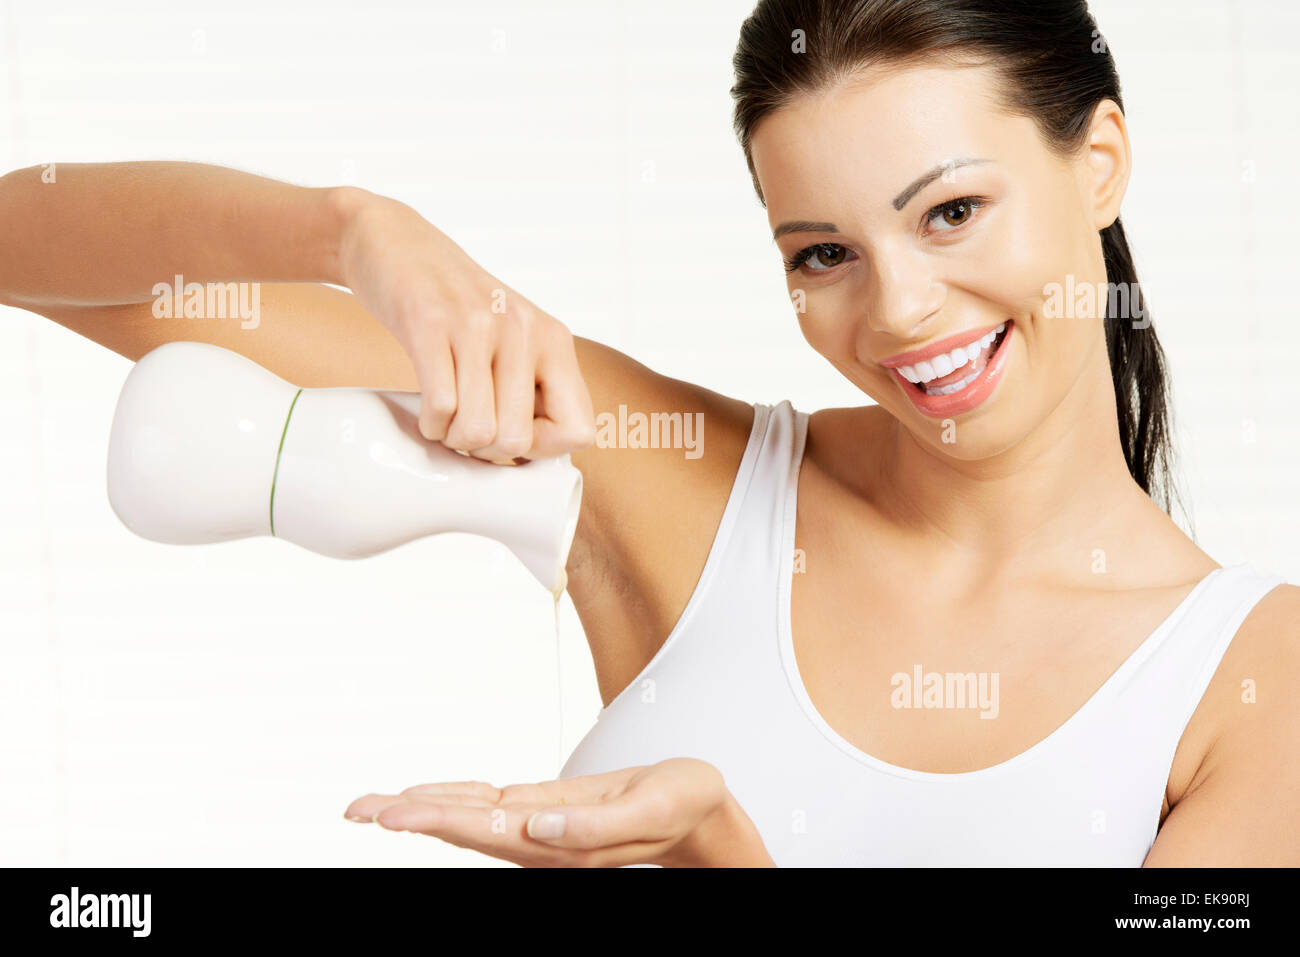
[1085,99,1131,231]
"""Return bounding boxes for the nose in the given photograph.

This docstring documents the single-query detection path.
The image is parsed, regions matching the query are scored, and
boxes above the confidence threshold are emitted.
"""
[862,242,946,341]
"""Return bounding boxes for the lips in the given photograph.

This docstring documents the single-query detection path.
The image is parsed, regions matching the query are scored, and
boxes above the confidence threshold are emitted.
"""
[884,320,1015,418]
[880,320,1005,370]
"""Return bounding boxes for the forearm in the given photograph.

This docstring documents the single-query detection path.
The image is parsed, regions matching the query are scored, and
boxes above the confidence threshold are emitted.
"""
[0,161,359,307]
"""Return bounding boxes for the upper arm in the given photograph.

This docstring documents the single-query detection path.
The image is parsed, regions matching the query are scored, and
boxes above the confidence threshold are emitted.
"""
[1143,583,1300,866]
[564,338,754,701]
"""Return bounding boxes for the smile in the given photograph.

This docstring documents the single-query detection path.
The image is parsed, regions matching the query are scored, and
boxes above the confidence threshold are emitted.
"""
[879,320,1015,417]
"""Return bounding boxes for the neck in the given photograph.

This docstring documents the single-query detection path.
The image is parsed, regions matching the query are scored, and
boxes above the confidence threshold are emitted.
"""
[873,342,1148,584]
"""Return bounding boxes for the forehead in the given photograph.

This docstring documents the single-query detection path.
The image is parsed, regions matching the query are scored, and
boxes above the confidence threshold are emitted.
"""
[750,61,1029,212]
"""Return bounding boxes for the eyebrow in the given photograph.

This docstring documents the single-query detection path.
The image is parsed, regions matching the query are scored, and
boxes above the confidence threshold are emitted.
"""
[772,219,839,241]
[891,158,990,210]
[771,157,992,241]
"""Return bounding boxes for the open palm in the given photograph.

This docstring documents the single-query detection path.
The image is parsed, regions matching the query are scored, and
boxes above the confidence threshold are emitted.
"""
[345,757,735,868]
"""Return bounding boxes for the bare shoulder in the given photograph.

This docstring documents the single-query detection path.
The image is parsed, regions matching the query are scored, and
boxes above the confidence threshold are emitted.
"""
[568,337,756,559]
[1149,579,1300,864]
[1195,581,1300,747]
[802,402,893,470]
[784,401,901,496]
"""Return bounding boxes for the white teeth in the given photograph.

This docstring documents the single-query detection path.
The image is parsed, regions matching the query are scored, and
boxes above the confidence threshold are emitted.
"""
[924,367,981,396]
[896,324,1006,385]
[894,327,1003,382]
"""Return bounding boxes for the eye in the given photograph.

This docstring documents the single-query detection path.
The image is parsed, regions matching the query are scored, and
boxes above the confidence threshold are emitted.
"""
[783,243,854,274]
[925,196,985,233]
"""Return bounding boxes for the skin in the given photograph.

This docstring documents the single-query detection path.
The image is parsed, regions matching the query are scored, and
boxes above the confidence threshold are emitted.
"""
[1,59,1296,867]
[343,758,773,867]
[750,64,1300,861]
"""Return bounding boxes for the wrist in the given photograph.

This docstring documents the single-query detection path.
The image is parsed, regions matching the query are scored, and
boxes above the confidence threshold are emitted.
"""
[322,184,377,287]
[710,791,777,867]
[665,791,776,868]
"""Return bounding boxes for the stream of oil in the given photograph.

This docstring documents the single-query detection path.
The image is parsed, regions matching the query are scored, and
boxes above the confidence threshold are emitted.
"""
[552,569,567,774]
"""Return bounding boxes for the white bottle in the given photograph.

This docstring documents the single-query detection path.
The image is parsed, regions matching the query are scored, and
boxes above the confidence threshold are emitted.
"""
[106,341,582,597]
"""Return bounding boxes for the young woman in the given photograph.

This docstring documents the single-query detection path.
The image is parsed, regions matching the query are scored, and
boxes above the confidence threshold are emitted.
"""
[2,0,1295,867]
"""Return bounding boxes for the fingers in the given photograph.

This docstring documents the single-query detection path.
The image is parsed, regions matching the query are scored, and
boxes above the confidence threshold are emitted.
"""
[345,789,499,821]
[343,209,589,460]
[397,767,641,807]
[345,770,630,823]
[359,796,676,868]
[411,338,458,442]
[349,795,561,865]
[443,329,497,454]
[530,333,596,459]
[523,784,679,852]
[343,767,673,867]
[474,330,535,464]
[525,759,725,855]
[399,300,590,461]
[399,780,504,801]
[374,801,557,864]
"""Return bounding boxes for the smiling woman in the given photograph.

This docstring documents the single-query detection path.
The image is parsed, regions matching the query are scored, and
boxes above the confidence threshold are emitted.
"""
[1,0,1296,870]
[746,31,1172,490]
[557,0,1300,867]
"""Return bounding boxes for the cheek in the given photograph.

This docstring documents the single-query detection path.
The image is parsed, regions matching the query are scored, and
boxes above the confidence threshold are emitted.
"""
[1004,193,1107,373]
[790,281,859,358]
[956,190,1106,362]
[973,201,1088,313]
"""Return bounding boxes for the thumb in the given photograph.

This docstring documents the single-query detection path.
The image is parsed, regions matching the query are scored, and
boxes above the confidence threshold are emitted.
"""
[525,791,674,851]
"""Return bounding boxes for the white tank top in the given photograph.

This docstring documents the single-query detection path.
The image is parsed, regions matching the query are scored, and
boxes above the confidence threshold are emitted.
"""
[560,400,1287,866]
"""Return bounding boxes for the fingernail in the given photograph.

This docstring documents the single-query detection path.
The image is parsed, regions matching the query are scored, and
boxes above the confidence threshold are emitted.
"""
[527,810,566,840]
[344,814,371,823]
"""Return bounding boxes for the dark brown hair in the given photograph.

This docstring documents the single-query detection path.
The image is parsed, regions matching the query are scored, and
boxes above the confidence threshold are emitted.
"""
[730,0,1183,519]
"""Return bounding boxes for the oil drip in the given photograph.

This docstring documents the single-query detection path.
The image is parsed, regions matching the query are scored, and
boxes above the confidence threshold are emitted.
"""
[552,568,568,773]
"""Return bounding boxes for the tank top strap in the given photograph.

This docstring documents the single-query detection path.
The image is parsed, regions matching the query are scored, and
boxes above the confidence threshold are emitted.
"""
[659,399,808,629]
[714,400,808,581]
[1101,562,1287,766]
[574,399,804,723]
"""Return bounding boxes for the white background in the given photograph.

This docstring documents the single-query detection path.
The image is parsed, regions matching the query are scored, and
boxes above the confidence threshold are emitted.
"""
[0,0,1295,866]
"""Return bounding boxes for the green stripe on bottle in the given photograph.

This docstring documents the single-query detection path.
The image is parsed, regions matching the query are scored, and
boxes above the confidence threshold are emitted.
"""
[269,389,303,537]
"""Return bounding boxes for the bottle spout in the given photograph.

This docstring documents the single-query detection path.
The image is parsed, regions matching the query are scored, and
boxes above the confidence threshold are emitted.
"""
[374,390,583,596]
[474,453,583,598]
[527,468,581,599]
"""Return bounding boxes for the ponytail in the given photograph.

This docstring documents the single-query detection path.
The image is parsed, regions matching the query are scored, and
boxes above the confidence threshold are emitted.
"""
[1100,217,1185,523]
